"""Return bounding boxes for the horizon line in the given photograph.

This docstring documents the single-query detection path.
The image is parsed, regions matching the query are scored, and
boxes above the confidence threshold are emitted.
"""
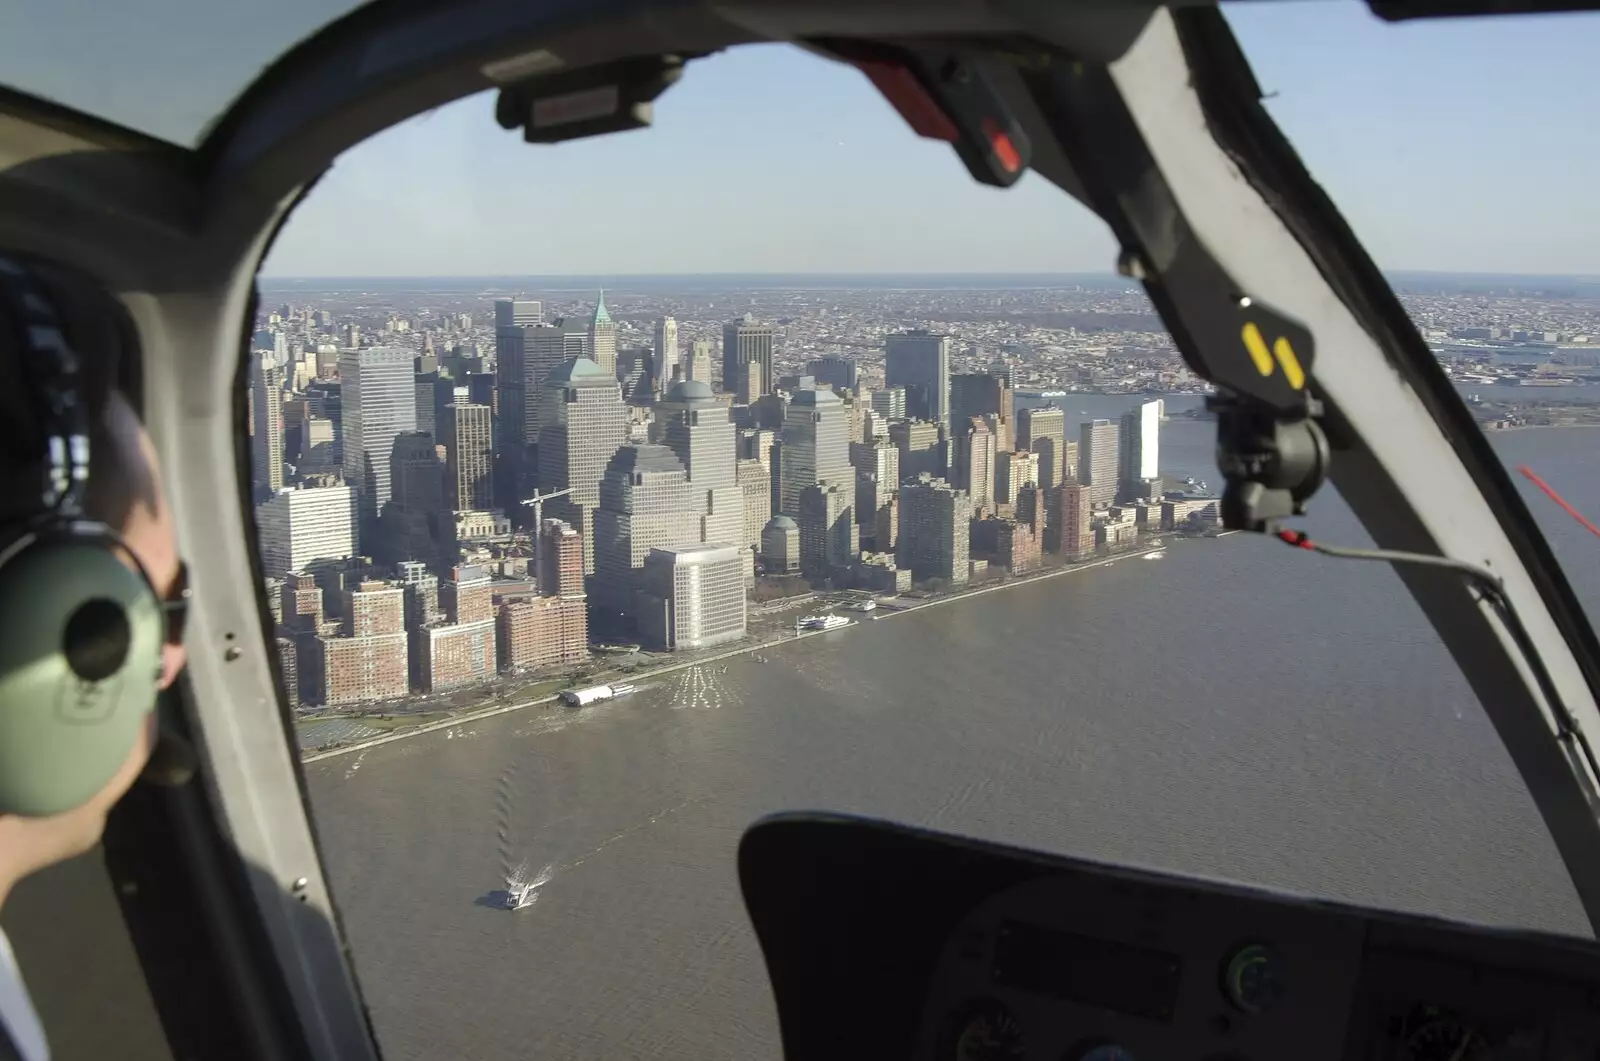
[257,268,1600,281]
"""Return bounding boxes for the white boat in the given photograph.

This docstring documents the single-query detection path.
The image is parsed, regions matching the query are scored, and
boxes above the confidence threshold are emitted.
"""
[1143,550,1166,560]
[847,601,877,612]
[799,614,851,631]
[505,882,538,910]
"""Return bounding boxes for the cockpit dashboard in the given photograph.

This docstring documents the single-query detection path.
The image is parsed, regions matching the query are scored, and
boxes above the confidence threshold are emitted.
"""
[740,814,1600,1061]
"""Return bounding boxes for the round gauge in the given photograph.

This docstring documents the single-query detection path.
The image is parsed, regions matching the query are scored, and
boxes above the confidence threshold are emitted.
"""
[1401,1015,1491,1061]
[944,998,1025,1061]
[1221,942,1286,1015]
[1067,1043,1135,1061]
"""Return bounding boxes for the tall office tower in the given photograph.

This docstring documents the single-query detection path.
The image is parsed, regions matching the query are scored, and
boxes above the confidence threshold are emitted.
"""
[870,387,907,422]
[874,492,899,554]
[658,380,744,549]
[379,431,448,568]
[591,444,701,615]
[638,544,748,651]
[414,371,439,439]
[736,359,764,406]
[950,372,1013,452]
[996,450,1040,508]
[722,315,775,397]
[498,322,587,450]
[953,417,997,516]
[536,358,628,574]
[805,355,858,392]
[779,386,853,516]
[494,299,543,330]
[898,474,972,585]
[653,316,680,394]
[686,339,713,384]
[311,579,408,706]
[538,518,585,598]
[256,484,357,577]
[889,418,944,482]
[850,439,899,530]
[1118,399,1162,502]
[797,481,858,582]
[441,402,493,511]
[251,351,284,501]
[587,290,617,377]
[844,391,866,445]
[1058,481,1096,560]
[616,347,651,401]
[396,560,440,633]
[737,459,771,551]
[884,329,951,430]
[1016,404,1067,487]
[1014,482,1045,538]
[338,346,417,540]
[1078,419,1119,509]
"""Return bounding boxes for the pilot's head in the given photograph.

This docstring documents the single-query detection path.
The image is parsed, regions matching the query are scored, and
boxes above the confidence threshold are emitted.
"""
[0,261,187,905]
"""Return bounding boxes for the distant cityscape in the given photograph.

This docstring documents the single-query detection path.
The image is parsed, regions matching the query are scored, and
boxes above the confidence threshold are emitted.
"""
[249,276,1600,714]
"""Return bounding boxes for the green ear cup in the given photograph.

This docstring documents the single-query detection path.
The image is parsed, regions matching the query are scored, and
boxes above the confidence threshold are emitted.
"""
[0,536,163,818]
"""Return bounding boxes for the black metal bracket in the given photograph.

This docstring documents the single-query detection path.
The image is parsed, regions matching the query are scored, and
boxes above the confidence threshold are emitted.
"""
[1015,58,1328,530]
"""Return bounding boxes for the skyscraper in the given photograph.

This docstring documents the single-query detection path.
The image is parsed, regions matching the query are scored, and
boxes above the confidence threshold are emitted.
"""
[658,379,744,550]
[686,340,713,385]
[536,358,629,574]
[797,481,857,582]
[779,387,853,516]
[722,316,775,397]
[805,356,858,392]
[251,351,284,500]
[953,416,997,516]
[441,402,493,511]
[1078,418,1119,509]
[494,299,542,330]
[1118,399,1162,502]
[889,418,944,482]
[950,373,1013,451]
[588,290,617,377]
[1017,405,1068,488]
[1059,481,1096,560]
[638,544,747,651]
[498,322,587,449]
[538,519,585,599]
[653,316,680,393]
[885,330,951,431]
[256,484,356,577]
[899,474,971,585]
[338,346,417,539]
[591,444,702,615]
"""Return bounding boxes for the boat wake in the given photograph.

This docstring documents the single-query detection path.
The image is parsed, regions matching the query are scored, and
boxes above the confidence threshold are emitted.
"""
[503,859,555,911]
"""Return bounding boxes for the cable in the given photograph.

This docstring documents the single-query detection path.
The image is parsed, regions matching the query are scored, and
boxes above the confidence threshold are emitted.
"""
[1274,526,1600,788]
[1519,464,1600,541]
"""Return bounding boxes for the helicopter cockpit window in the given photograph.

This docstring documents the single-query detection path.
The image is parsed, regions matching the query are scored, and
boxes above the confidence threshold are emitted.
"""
[233,12,1594,1060]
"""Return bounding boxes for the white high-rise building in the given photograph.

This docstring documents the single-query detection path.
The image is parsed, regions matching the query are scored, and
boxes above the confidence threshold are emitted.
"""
[638,543,747,651]
[653,316,680,393]
[256,485,357,577]
[251,350,284,500]
[339,346,417,537]
[494,300,542,330]
[1078,418,1119,509]
[1119,399,1162,501]
[779,387,853,516]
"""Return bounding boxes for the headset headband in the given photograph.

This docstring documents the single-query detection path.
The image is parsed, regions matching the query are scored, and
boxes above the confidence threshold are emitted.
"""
[0,255,91,519]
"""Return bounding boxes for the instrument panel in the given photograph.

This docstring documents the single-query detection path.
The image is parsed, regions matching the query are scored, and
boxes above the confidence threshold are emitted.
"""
[918,872,1600,1061]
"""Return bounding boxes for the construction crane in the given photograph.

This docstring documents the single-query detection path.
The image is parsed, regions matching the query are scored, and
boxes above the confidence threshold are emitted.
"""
[522,487,575,586]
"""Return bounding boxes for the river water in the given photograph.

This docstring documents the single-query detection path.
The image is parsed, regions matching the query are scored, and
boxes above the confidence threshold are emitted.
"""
[304,407,1600,1061]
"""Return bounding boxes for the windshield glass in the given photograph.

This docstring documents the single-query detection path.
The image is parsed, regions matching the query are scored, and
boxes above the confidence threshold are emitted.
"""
[242,9,1599,1059]
[0,0,365,144]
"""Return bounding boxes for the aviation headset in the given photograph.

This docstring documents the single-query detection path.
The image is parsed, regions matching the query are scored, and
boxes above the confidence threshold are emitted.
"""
[0,253,169,819]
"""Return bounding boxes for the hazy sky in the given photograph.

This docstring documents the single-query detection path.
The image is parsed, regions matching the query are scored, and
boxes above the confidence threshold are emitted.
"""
[252,3,1598,277]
